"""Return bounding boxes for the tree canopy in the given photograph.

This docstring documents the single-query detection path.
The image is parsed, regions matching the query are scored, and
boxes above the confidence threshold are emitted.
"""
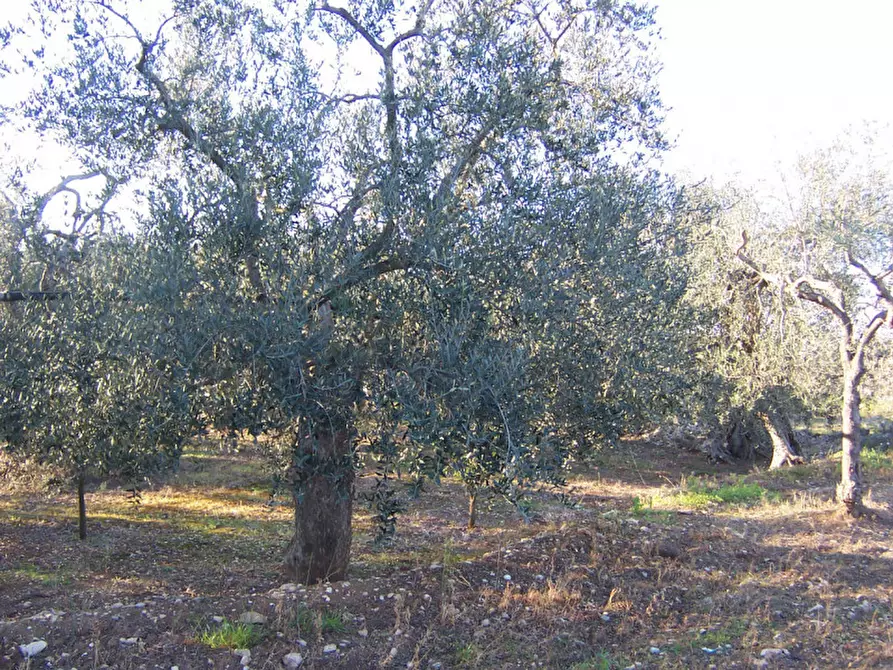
[1,0,697,578]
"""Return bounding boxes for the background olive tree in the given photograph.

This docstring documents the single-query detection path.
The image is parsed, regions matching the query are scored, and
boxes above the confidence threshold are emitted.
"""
[681,184,840,467]
[0,172,197,539]
[730,138,893,514]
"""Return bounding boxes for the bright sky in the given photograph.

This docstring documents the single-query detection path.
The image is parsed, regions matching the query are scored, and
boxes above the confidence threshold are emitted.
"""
[654,0,893,185]
[4,0,893,194]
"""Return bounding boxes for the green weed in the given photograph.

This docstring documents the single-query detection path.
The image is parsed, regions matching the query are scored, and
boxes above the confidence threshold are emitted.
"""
[697,617,749,647]
[861,448,893,472]
[198,620,265,649]
[293,606,348,636]
[630,496,676,524]
[12,565,73,587]
[319,609,348,634]
[571,651,627,669]
[667,481,769,509]
[454,642,482,665]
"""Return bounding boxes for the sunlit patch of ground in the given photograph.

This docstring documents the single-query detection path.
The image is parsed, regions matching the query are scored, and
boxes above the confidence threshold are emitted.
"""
[1,435,892,668]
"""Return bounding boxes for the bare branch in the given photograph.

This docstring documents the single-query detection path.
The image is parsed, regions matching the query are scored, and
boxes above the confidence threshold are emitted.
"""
[33,171,103,221]
[735,230,851,328]
[387,0,435,52]
[847,251,893,308]
[314,2,386,57]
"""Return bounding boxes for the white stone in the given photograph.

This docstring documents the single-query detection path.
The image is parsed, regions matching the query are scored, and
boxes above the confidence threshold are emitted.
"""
[323,644,338,654]
[120,638,139,646]
[233,649,250,666]
[649,647,661,655]
[358,629,369,638]
[19,641,47,658]
[759,648,789,660]
[282,652,303,669]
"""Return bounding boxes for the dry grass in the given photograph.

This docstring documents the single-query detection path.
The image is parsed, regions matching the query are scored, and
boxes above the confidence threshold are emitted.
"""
[1,436,892,668]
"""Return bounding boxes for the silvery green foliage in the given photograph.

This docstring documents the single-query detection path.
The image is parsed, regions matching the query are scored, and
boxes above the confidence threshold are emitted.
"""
[2,0,689,515]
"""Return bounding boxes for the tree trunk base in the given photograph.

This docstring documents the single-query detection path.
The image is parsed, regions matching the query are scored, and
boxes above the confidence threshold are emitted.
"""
[759,411,804,470]
[283,430,353,585]
[836,482,865,518]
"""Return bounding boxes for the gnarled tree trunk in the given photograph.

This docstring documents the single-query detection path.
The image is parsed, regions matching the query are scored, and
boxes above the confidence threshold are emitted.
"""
[837,371,864,515]
[284,428,354,584]
[759,411,804,469]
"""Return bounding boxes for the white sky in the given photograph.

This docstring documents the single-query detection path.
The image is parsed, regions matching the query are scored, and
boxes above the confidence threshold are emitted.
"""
[654,0,893,186]
[4,0,893,193]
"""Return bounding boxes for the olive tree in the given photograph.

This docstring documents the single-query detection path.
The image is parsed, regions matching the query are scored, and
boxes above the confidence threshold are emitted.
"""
[682,185,840,466]
[3,0,679,579]
[733,139,893,514]
[0,173,197,539]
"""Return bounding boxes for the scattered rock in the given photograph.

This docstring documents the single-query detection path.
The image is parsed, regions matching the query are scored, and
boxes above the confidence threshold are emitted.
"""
[282,652,303,668]
[358,628,369,638]
[807,604,824,615]
[119,637,139,646]
[234,649,251,666]
[759,648,789,661]
[655,542,682,559]
[18,641,47,658]
[649,647,661,655]
[481,619,490,627]
[322,644,337,654]
[239,611,267,625]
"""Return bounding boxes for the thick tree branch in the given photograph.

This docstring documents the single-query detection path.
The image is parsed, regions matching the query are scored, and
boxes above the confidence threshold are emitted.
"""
[432,119,498,212]
[735,232,851,328]
[0,290,70,302]
[312,256,411,310]
[854,309,889,374]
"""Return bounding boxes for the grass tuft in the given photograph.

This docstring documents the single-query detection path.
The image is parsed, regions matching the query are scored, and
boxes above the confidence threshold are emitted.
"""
[198,620,265,649]
[665,480,770,509]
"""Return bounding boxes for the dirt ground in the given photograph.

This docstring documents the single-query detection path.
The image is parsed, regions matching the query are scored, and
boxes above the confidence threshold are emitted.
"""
[1,436,892,670]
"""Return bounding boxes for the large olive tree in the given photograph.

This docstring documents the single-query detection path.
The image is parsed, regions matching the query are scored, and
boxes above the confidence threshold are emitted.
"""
[3,0,682,579]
